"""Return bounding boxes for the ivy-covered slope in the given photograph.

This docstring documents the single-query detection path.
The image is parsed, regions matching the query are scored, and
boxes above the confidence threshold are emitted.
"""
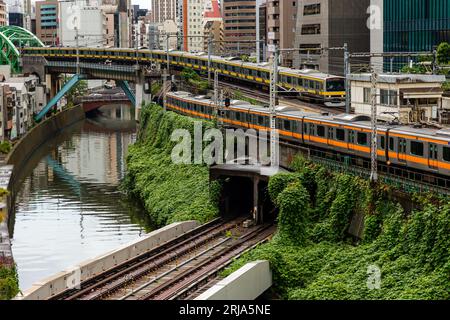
[0,265,19,300]
[224,157,450,300]
[121,103,220,227]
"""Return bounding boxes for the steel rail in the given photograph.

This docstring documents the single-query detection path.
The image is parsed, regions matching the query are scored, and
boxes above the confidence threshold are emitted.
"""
[135,224,275,300]
[52,217,223,299]
[60,217,247,300]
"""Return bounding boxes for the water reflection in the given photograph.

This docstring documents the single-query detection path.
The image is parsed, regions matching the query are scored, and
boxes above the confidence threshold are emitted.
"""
[11,104,154,290]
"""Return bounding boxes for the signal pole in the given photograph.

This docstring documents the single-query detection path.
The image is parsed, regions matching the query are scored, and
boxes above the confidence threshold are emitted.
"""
[208,34,213,85]
[75,26,80,75]
[370,69,378,182]
[213,69,220,125]
[269,47,279,168]
[344,43,351,113]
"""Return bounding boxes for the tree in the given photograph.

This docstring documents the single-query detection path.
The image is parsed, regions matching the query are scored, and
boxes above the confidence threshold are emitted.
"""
[62,75,88,105]
[437,42,450,65]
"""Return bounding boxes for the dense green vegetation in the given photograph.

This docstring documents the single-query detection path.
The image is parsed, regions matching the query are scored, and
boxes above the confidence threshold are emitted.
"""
[437,42,450,65]
[121,102,220,226]
[223,157,449,300]
[0,265,19,300]
[181,68,210,92]
[232,90,261,106]
[0,140,11,154]
[401,42,450,93]
[62,75,88,107]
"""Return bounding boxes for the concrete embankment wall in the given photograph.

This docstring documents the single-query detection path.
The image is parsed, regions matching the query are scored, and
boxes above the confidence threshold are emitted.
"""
[6,105,85,175]
[195,260,272,300]
[0,106,85,270]
[15,220,199,300]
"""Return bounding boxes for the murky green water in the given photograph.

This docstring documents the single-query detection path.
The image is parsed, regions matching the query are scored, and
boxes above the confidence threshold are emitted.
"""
[10,104,154,290]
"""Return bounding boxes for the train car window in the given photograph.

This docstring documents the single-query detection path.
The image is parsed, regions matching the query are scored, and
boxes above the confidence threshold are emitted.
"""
[389,137,395,151]
[336,128,345,141]
[236,112,241,121]
[357,132,368,146]
[328,127,333,139]
[316,82,321,90]
[410,141,424,156]
[284,120,291,131]
[317,125,325,137]
[258,115,265,126]
[349,130,355,143]
[443,147,450,162]
[287,77,293,85]
[380,136,385,150]
[305,80,310,88]
[303,123,309,134]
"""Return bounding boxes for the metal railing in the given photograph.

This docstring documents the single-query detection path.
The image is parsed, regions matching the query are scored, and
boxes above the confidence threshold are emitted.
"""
[308,149,450,195]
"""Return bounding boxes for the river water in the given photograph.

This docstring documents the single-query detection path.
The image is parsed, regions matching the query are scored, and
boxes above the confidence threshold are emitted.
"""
[9,104,154,290]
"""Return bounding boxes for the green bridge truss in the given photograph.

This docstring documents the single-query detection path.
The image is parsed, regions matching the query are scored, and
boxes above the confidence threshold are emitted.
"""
[0,26,44,74]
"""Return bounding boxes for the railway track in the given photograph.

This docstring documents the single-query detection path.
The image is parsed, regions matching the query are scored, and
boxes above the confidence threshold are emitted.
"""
[130,223,275,300]
[217,80,345,115]
[54,216,275,300]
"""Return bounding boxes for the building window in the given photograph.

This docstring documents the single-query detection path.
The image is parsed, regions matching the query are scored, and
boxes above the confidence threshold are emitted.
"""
[363,87,371,104]
[303,3,320,15]
[380,89,397,106]
[299,43,321,55]
[410,141,424,157]
[301,24,320,35]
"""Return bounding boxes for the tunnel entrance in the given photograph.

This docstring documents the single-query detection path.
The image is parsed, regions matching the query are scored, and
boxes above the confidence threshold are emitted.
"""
[210,164,287,224]
[220,177,254,218]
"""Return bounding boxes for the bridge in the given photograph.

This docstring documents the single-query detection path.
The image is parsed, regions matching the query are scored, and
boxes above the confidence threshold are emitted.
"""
[74,92,132,113]
[0,26,44,73]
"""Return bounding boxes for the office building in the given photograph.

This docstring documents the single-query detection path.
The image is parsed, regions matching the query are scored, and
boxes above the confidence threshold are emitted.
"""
[222,0,257,55]
[36,0,59,46]
[293,0,370,75]
[151,0,178,23]
[266,0,297,66]
[371,0,450,72]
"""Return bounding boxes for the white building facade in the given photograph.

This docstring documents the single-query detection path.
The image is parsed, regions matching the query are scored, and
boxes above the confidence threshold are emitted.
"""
[59,1,107,47]
[349,73,447,124]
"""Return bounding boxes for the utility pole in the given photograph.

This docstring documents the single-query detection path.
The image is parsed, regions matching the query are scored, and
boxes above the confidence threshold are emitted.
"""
[432,46,438,74]
[75,26,80,75]
[166,33,170,72]
[370,69,378,182]
[135,24,139,69]
[256,0,260,64]
[269,47,279,168]
[213,69,219,124]
[344,43,350,114]
[208,33,213,85]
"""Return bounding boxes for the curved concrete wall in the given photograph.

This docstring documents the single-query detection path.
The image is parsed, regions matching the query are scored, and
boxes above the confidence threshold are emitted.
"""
[6,105,85,174]
[15,220,199,300]
[0,106,85,272]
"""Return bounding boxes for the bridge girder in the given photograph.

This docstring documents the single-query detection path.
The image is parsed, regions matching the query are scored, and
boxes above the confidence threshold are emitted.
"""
[0,26,44,74]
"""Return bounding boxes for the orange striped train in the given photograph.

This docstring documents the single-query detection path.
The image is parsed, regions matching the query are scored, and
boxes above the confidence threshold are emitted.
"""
[166,91,450,178]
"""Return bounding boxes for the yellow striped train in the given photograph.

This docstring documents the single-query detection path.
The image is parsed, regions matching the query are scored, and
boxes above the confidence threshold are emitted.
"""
[22,47,346,107]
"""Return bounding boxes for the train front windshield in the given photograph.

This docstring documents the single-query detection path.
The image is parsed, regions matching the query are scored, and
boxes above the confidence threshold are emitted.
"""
[326,78,345,92]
